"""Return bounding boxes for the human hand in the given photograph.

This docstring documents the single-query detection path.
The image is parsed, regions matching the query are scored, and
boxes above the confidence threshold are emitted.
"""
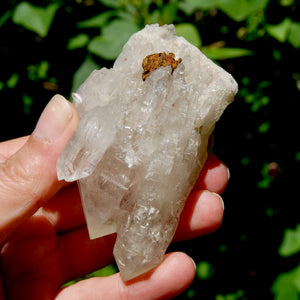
[0,95,228,300]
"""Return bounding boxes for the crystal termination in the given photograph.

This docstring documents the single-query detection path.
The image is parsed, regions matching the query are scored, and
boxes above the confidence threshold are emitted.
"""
[57,24,238,281]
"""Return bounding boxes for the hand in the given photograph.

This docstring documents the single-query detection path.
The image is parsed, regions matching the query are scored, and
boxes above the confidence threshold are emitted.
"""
[0,95,228,300]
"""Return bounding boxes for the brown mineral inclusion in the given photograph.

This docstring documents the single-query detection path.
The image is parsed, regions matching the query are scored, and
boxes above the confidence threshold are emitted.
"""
[142,52,182,81]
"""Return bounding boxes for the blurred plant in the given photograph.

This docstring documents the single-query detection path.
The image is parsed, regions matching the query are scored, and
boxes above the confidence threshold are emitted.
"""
[12,2,60,37]
[63,264,117,287]
[272,225,300,300]
[216,289,246,300]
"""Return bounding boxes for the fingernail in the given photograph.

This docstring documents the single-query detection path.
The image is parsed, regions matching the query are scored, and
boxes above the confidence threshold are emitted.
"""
[212,192,225,210]
[33,95,73,142]
[227,167,230,181]
[190,257,197,270]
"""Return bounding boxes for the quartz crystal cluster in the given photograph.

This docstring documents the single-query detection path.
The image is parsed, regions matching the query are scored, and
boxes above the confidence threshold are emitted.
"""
[57,24,238,281]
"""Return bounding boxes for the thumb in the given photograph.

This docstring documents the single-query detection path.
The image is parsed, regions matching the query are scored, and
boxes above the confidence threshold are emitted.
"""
[0,95,80,244]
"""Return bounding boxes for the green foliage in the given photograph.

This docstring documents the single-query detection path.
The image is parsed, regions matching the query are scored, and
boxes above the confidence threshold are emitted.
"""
[71,56,100,92]
[175,23,201,48]
[202,47,253,60]
[85,264,117,277]
[267,17,300,47]
[12,2,60,37]
[216,289,246,300]
[280,0,295,6]
[272,225,300,299]
[67,34,90,50]
[196,261,215,280]
[239,79,271,113]
[27,61,49,81]
[257,162,275,189]
[22,94,33,115]
[272,266,300,300]
[88,19,139,60]
[77,11,114,28]
[279,224,300,257]
[295,152,300,162]
[179,0,269,21]
[6,73,19,89]
[218,0,269,22]
[62,264,117,287]
[0,10,12,27]
[186,288,195,298]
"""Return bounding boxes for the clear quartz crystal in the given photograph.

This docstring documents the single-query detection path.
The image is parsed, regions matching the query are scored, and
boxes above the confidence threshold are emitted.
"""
[57,24,238,281]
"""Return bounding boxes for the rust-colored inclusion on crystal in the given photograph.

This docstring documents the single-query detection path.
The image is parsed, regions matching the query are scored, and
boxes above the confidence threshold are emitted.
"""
[142,52,182,81]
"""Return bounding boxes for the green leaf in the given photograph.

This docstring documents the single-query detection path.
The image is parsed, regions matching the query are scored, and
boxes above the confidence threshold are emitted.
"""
[175,23,201,48]
[216,290,245,300]
[71,56,100,93]
[12,2,59,37]
[179,0,219,15]
[218,0,269,22]
[6,73,19,89]
[87,264,117,277]
[196,261,215,280]
[295,152,300,162]
[186,288,195,298]
[257,162,273,189]
[180,0,269,21]
[161,2,179,24]
[22,94,33,115]
[0,10,12,27]
[272,266,300,300]
[258,121,270,133]
[62,264,117,287]
[280,0,294,6]
[202,47,253,60]
[88,19,139,60]
[279,224,300,257]
[27,61,49,81]
[77,11,115,28]
[293,267,300,292]
[288,22,300,48]
[257,177,272,189]
[67,34,89,50]
[97,0,119,8]
[266,18,292,42]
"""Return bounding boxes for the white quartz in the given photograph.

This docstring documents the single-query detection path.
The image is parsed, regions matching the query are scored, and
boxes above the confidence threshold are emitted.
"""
[57,24,238,281]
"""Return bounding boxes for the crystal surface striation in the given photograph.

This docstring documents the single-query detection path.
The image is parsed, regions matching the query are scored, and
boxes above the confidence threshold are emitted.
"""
[57,24,238,281]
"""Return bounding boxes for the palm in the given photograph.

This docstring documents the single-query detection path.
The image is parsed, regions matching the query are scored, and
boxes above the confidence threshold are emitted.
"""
[1,183,113,298]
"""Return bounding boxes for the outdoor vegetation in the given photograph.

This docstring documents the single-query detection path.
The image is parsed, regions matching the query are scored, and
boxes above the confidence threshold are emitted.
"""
[0,0,300,299]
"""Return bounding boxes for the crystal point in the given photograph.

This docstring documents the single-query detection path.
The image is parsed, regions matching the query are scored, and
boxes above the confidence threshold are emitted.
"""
[57,24,238,281]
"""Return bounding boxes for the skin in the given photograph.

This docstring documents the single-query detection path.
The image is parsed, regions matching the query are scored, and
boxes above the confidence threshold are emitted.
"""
[0,95,228,300]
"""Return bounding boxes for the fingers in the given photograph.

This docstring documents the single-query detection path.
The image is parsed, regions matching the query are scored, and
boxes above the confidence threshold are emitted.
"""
[36,183,85,233]
[55,252,195,300]
[37,179,225,239]
[40,190,223,279]
[0,95,80,244]
[175,190,224,241]
[37,153,228,236]
[175,152,228,241]
[193,152,229,194]
[58,227,116,280]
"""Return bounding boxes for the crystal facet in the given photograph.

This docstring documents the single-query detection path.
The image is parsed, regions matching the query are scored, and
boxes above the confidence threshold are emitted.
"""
[57,24,238,281]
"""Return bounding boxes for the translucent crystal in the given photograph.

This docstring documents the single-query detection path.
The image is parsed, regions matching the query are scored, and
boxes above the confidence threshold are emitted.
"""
[57,24,238,281]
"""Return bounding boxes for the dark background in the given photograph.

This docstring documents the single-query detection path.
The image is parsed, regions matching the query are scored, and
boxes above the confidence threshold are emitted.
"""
[1,0,300,299]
